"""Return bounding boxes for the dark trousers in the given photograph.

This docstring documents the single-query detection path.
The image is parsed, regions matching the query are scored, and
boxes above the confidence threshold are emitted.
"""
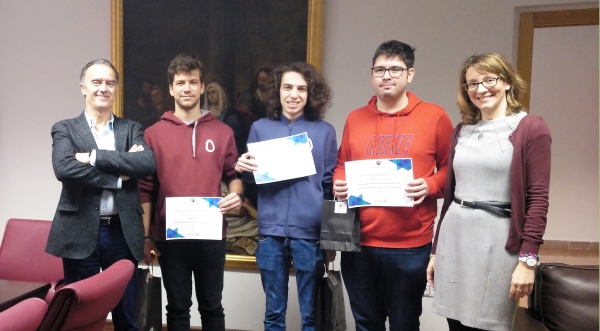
[156,239,226,331]
[341,244,431,331]
[447,319,486,331]
[62,223,139,331]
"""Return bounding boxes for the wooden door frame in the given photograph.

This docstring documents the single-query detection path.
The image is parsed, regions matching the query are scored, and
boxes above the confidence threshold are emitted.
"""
[517,8,598,109]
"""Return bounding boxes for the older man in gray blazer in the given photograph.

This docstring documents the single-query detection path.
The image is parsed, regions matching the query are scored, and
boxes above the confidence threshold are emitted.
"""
[46,59,155,331]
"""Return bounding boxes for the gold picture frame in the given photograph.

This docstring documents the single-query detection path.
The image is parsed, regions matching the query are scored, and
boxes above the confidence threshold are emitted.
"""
[110,0,324,270]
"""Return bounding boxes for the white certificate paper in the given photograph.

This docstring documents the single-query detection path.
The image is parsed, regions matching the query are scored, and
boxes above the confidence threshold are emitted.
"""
[247,132,316,184]
[345,158,414,208]
[165,197,223,240]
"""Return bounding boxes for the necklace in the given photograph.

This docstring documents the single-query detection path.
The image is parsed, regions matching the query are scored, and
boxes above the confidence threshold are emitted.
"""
[473,127,483,140]
[472,121,487,140]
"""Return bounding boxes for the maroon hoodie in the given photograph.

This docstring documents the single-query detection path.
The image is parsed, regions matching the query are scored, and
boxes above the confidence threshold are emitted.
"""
[139,111,238,241]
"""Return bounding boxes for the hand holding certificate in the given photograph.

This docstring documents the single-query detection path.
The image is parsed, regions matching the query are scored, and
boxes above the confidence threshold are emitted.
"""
[345,158,414,208]
[246,132,316,184]
[166,197,223,240]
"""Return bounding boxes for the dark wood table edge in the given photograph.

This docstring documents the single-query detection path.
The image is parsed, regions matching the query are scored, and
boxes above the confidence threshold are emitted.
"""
[0,280,51,312]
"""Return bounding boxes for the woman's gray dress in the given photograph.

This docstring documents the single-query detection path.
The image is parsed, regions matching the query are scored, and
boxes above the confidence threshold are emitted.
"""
[432,112,526,331]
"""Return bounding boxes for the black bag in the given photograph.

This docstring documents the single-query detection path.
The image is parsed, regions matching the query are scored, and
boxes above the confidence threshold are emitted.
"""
[315,270,347,331]
[320,199,361,252]
[136,265,162,331]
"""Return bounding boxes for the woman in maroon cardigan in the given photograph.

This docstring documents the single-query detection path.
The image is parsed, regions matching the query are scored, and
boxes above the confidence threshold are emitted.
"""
[427,53,552,331]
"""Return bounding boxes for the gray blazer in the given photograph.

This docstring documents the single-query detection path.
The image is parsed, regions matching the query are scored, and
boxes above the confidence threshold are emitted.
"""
[46,111,156,261]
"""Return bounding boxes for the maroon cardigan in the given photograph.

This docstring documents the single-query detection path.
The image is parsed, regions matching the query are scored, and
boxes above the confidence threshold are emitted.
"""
[432,114,552,255]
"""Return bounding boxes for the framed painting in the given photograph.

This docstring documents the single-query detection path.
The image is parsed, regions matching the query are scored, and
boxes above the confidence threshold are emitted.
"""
[111,0,324,270]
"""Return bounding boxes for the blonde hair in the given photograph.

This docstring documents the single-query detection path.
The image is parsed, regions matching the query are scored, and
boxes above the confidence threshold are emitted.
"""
[457,53,527,124]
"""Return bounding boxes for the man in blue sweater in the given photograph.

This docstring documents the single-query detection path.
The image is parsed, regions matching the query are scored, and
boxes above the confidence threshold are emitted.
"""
[235,62,337,331]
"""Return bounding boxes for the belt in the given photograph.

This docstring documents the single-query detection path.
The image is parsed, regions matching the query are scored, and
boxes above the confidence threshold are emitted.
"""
[99,215,120,226]
[454,198,511,218]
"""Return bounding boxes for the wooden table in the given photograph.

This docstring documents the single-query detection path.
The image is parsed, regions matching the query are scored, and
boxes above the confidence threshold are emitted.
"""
[0,279,50,312]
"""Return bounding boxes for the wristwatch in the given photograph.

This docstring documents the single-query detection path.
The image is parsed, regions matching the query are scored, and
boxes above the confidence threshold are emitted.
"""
[518,254,540,267]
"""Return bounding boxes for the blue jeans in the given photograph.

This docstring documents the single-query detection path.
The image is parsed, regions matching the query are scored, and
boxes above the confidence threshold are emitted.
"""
[62,223,139,331]
[341,243,431,331]
[155,239,226,331]
[256,235,324,331]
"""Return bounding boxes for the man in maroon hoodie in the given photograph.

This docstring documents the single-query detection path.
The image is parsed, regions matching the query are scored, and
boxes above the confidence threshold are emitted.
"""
[139,54,243,331]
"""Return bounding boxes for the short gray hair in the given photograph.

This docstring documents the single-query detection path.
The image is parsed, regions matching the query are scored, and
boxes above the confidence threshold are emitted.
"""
[80,59,119,85]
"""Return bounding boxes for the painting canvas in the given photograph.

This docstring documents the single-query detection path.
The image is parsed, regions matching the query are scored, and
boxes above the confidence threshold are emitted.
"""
[112,0,323,269]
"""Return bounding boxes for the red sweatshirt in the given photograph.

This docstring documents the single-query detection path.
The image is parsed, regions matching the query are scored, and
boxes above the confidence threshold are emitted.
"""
[333,93,453,248]
[138,111,238,241]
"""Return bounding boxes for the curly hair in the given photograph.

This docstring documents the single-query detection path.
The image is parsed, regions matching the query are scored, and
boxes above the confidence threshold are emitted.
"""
[457,53,527,124]
[264,62,331,121]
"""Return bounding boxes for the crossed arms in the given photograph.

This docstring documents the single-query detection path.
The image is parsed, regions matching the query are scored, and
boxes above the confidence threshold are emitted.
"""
[51,120,155,188]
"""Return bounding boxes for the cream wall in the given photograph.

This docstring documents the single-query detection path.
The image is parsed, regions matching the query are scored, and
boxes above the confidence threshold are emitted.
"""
[530,25,599,242]
[0,0,110,230]
[0,0,596,330]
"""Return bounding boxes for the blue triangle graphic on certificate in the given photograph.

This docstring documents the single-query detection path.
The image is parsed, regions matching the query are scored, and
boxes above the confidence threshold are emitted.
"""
[255,172,275,182]
[288,133,308,145]
[167,228,185,239]
[389,159,412,171]
[349,194,371,207]
[203,198,221,208]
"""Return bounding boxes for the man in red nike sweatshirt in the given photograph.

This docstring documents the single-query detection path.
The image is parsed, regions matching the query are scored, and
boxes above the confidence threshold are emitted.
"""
[333,40,453,331]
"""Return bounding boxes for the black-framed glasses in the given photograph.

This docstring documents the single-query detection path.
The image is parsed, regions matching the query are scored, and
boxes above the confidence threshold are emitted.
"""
[371,66,407,78]
[462,76,502,91]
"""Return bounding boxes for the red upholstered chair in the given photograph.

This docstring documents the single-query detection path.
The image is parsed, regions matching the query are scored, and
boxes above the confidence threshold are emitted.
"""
[38,259,135,331]
[0,218,64,302]
[0,297,48,331]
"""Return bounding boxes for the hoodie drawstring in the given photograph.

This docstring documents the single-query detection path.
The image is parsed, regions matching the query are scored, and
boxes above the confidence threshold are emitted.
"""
[192,120,198,157]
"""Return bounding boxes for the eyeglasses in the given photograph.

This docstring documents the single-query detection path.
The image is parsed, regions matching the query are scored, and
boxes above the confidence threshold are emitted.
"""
[462,76,502,91]
[371,67,407,78]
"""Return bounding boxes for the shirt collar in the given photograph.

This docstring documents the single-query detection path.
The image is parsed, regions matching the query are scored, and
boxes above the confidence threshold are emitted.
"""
[279,112,305,125]
[84,110,114,131]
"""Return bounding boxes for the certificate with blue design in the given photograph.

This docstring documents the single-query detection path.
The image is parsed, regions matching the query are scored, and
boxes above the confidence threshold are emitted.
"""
[165,197,223,240]
[345,158,414,208]
[247,132,316,184]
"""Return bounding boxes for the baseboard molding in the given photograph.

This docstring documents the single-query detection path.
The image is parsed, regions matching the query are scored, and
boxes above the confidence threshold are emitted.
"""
[543,240,599,251]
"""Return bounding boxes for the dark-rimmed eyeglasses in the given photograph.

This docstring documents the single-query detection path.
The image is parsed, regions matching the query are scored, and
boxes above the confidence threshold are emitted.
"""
[371,67,407,78]
[462,77,501,91]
